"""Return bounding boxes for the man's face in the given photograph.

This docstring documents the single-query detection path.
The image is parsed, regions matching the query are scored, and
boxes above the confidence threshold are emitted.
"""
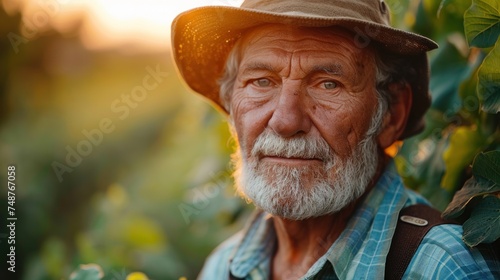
[228,25,383,220]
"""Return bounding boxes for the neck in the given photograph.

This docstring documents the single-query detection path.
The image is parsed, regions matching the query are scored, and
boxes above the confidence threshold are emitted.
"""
[271,154,388,279]
[270,201,357,279]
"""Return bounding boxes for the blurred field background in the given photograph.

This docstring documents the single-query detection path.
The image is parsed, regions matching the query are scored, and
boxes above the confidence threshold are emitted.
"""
[0,0,498,279]
[0,0,250,279]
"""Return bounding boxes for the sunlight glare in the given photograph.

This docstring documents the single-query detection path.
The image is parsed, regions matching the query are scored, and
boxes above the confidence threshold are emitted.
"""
[9,0,243,51]
[80,0,243,51]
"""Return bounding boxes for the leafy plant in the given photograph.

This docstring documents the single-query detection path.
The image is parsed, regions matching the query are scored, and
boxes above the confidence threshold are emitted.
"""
[393,0,500,247]
[443,151,500,246]
[441,0,500,246]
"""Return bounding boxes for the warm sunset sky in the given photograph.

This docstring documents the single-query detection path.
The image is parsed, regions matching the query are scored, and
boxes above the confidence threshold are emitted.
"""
[4,0,244,51]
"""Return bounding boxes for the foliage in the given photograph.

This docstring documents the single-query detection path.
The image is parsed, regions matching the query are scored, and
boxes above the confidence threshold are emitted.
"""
[464,0,500,49]
[391,0,500,247]
[442,151,500,246]
[466,0,500,113]
[70,264,149,280]
[462,195,500,246]
[0,4,246,280]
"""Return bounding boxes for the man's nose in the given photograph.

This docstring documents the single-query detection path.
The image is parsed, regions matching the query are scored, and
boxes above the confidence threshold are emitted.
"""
[268,82,312,137]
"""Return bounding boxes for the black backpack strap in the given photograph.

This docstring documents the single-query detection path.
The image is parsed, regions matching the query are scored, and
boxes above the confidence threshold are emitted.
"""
[385,204,457,279]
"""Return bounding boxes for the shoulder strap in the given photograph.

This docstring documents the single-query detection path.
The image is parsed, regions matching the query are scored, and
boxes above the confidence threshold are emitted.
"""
[385,204,457,280]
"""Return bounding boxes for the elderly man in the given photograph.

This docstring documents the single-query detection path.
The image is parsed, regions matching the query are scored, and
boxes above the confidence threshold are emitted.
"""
[172,0,500,279]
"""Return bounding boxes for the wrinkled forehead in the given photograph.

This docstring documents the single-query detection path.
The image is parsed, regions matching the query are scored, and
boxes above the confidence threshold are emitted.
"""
[236,24,377,62]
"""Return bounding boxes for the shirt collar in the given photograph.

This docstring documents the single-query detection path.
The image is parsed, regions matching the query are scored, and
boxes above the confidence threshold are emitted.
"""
[229,211,276,278]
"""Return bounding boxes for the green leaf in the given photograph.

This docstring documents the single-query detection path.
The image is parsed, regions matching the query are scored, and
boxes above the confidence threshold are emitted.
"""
[477,39,500,113]
[472,151,500,185]
[464,0,500,48]
[430,41,472,112]
[441,126,486,191]
[462,195,500,247]
[69,264,104,280]
[442,176,498,219]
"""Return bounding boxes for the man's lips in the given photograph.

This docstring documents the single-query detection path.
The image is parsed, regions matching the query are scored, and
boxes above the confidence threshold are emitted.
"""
[260,155,323,165]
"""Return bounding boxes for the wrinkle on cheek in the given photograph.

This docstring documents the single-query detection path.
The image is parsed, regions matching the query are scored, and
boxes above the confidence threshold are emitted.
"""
[346,125,360,152]
[230,107,250,149]
[230,94,246,116]
[230,95,270,152]
[325,106,367,158]
[311,97,344,111]
[347,99,373,131]
[332,114,360,157]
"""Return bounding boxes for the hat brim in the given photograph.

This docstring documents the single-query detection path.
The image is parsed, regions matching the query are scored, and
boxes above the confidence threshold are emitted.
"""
[171,6,437,138]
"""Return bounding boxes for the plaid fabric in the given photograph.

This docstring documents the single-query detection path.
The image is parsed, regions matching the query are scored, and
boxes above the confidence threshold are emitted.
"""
[198,163,500,279]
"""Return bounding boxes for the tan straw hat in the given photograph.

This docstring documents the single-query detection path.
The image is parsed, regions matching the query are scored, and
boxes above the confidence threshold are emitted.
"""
[171,0,438,139]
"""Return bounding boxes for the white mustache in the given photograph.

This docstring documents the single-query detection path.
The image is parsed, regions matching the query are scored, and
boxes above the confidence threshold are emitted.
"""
[250,130,332,161]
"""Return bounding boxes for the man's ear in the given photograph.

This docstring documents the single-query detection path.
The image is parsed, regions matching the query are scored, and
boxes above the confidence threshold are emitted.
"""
[377,82,413,149]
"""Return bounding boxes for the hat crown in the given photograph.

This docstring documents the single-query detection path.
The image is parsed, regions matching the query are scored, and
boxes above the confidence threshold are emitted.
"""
[240,0,391,25]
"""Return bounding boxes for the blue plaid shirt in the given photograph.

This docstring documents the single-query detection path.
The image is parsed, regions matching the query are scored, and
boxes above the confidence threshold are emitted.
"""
[198,163,500,279]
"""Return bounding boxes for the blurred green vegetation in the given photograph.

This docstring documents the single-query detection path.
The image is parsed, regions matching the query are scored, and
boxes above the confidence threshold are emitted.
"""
[0,4,249,280]
[389,0,499,247]
[388,0,500,209]
[0,0,498,279]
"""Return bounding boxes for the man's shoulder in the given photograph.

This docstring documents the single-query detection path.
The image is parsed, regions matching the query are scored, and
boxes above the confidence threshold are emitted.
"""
[197,210,274,279]
[198,230,244,279]
[406,224,500,279]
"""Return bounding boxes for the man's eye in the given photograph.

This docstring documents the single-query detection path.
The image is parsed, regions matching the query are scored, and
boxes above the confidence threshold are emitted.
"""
[322,81,337,89]
[252,78,272,87]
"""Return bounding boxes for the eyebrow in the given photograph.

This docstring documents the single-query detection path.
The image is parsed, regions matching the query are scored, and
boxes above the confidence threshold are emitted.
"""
[312,64,344,76]
[240,62,279,75]
[239,62,345,77]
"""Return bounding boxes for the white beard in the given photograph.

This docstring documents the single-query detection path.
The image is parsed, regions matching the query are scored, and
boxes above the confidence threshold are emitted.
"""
[235,132,378,220]
[231,109,383,220]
